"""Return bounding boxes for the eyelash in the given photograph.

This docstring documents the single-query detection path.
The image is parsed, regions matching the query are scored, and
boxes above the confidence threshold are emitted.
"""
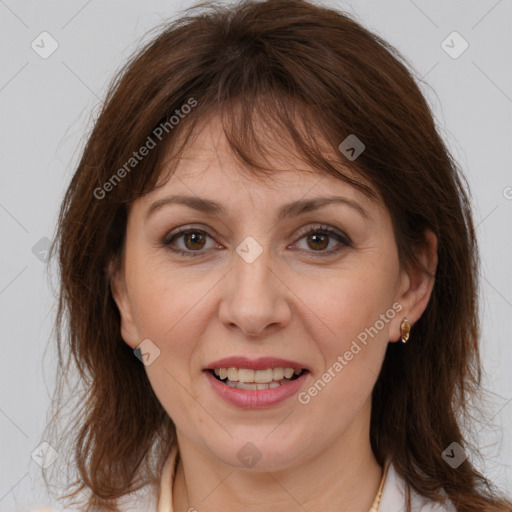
[161,224,351,258]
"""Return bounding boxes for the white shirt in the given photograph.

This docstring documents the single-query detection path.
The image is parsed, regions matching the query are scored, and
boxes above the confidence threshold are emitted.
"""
[378,462,456,511]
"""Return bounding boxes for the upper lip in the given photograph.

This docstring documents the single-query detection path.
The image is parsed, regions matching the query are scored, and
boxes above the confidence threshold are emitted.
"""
[204,356,310,371]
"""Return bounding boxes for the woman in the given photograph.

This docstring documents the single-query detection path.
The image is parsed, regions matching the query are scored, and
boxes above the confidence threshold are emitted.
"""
[38,0,511,511]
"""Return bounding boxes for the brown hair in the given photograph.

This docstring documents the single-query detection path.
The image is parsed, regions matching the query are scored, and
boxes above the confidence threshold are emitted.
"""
[43,0,511,510]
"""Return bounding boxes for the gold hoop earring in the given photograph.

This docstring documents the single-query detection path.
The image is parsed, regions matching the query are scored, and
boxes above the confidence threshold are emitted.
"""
[400,318,411,343]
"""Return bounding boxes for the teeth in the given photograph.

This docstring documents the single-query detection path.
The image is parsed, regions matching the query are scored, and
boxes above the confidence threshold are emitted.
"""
[283,368,294,379]
[255,369,273,383]
[223,380,287,390]
[237,381,258,390]
[227,367,239,381]
[238,369,255,383]
[211,366,304,386]
[273,368,284,380]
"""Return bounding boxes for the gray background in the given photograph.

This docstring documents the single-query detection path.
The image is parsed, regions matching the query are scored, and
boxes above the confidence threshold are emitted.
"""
[0,0,510,509]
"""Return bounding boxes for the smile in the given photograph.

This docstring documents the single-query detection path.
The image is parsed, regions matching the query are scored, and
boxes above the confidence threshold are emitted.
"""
[204,367,310,409]
[210,367,304,390]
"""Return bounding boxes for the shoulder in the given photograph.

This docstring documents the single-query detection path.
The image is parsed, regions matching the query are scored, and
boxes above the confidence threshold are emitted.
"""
[379,462,456,511]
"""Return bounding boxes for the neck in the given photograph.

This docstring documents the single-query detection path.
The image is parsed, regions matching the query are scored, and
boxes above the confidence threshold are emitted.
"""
[172,403,382,512]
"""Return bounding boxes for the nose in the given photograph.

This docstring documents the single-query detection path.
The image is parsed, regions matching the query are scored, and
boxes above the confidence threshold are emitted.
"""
[218,247,291,337]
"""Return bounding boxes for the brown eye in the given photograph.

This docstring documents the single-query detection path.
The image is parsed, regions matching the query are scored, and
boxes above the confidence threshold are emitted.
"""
[163,228,217,257]
[183,231,206,250]
[162,224,350,258]
[306,232,329,251]
[293,225,351,256]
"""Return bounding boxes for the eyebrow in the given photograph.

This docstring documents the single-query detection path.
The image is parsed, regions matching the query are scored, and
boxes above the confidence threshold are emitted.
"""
[145,194,369,222]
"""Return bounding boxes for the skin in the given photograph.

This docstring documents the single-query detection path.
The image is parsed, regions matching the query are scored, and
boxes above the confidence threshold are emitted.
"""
[111,114,438,512]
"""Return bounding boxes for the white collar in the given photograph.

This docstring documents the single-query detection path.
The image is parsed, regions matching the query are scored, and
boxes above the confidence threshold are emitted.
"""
[378,462,456,511]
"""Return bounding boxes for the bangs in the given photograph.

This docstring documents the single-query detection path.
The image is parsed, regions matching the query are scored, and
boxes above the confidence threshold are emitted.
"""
[133,91,378,203]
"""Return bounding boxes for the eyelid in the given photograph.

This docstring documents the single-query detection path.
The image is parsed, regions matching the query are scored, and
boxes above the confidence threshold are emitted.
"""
[161,224,213,242]
[162,223,351,256]
[293,223,352,246]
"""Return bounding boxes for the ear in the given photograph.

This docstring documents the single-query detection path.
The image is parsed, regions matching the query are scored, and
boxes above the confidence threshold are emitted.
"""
[389,229,438,342]
[108,257,140,349]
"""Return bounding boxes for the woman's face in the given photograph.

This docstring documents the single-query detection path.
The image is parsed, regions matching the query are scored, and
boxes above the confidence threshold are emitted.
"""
[112,115,435,471]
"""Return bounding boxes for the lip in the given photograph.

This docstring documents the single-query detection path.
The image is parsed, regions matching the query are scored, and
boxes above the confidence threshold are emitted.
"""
[204,369,310,409]
[204,356,309,371]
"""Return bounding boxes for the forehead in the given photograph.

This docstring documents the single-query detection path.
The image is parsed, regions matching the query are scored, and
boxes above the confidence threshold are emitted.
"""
[150,112,377,206]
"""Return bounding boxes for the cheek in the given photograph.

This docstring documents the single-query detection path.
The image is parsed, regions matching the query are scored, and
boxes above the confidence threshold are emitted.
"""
[145,364,212,448]
[126,259,219,397]
[127,254,206,341]
[129,267,212,428]
[305,262,398,349]
[298,263,397,403]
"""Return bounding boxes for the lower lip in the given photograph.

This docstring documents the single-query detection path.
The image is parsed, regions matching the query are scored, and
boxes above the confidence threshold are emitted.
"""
[204,370,309,409]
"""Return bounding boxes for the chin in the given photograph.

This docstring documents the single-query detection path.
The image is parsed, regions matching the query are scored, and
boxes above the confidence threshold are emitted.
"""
[204,433,309,472]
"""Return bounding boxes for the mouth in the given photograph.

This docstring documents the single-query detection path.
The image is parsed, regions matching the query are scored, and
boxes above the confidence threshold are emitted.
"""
[207,367,307,390]
[203,357,311,408]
